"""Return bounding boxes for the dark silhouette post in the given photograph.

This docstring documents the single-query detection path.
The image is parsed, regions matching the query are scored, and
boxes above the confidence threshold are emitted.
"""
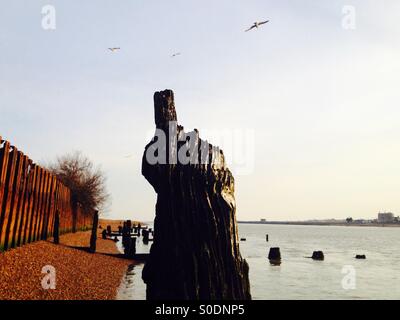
[89,210,99,253]
[71,198,78,233]
[142,229,149,244]
[127,220,132,232]
[268,247,281,265]
[311,251,324,261]
[106,225,112,237]
[124,237,136,258]
[142,90,251,300]
[53,210,60,244]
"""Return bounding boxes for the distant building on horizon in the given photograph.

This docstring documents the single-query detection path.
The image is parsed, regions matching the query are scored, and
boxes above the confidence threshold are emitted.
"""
[378,212,394,223]
[260,218,266,223]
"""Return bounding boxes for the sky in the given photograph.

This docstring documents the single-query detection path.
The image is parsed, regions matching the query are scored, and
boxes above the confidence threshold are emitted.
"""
[1,0,399,222]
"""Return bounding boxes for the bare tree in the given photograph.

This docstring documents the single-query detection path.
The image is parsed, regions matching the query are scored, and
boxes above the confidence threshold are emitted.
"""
[49,151,110,214]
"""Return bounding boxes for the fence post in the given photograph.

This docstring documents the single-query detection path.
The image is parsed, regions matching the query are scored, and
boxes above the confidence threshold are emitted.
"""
[72,199,77,233]
[53,210,60,244]
[89,210,99,253]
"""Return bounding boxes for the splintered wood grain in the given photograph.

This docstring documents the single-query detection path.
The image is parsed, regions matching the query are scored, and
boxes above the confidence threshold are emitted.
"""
[0,231,132,300]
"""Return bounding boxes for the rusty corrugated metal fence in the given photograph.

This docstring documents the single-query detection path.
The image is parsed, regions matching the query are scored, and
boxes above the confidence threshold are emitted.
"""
[0,136,93,252]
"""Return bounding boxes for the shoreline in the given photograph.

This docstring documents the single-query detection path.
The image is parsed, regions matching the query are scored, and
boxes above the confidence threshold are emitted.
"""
[0,219,135,300]
[238,221,400,228]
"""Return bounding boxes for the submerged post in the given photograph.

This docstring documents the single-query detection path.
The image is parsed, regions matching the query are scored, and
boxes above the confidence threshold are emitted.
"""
[268,247,281,265]
[141,90,251,300]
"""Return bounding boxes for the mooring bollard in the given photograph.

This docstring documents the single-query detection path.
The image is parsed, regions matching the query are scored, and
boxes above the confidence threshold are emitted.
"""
[268,247,281,265]
[311,251,324,261]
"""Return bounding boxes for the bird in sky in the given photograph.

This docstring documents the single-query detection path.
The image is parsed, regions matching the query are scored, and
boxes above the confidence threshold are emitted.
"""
[245,20,269,32]
[108,47,121,52]
[171,52,181,58]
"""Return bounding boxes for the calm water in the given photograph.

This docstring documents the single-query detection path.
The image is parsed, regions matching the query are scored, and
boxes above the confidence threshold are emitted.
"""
[240,223,400,300]
[116,234,148,300]
[117,224,400,300]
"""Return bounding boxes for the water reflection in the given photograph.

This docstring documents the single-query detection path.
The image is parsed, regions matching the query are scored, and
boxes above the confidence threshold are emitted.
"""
[115,231,150,300]
[116,263,146,300]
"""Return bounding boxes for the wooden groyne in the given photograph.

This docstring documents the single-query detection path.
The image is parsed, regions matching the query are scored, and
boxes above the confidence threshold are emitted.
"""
[0,136,94,252]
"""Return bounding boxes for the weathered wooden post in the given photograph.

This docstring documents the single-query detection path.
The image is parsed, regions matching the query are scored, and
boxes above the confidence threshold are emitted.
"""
[268,247,281,265]
[142,229,149,244]
[311,251,324,261]
[141,90,251,300]
[89,210,99,253]
[71,199,78,233]
[124,237,136,258]
[53,210,60,244]
[127,220,132,232]
[122,222,130,247]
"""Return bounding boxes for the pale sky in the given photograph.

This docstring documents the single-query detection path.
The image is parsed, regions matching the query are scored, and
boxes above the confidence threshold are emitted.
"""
[1,0,399,221]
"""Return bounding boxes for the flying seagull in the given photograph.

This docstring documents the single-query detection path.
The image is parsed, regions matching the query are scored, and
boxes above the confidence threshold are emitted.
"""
[171,52,181,58]
[245,20,269,32]
[108,47,121,52]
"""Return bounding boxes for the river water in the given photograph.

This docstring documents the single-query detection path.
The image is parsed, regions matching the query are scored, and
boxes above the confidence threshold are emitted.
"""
[117,223,400,300]
[115,234,149,300]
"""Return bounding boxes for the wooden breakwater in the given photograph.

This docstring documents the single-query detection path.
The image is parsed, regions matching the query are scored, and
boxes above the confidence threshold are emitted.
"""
[0,136,94,252]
